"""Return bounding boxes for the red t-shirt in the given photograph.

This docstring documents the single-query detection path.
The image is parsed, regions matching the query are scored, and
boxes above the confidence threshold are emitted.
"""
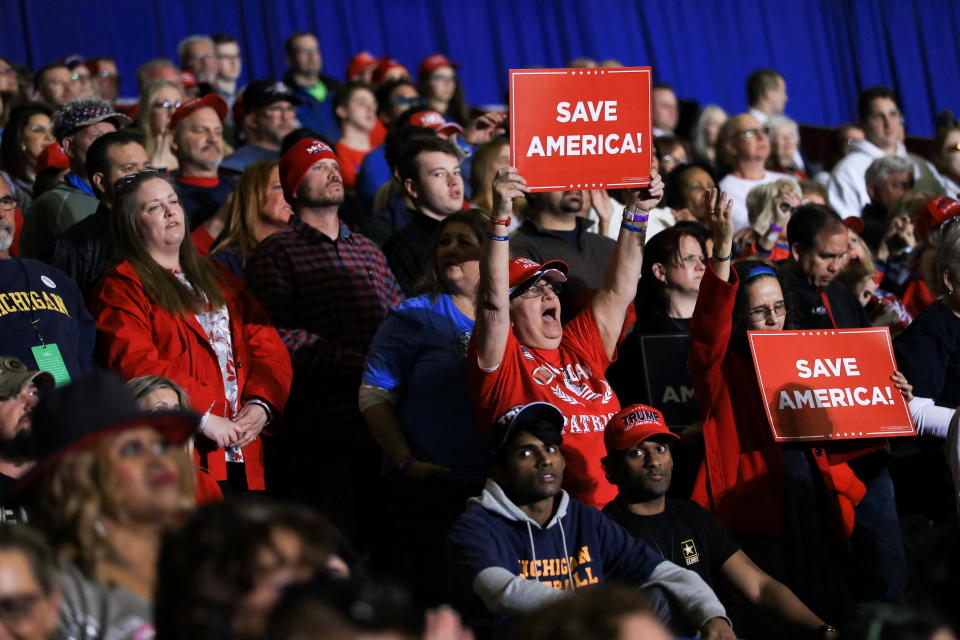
[468,307,620,508]
[334,142,370,191]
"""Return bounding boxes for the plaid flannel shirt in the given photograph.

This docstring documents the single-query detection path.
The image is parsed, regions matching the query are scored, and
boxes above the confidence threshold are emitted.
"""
[246,216,403,441]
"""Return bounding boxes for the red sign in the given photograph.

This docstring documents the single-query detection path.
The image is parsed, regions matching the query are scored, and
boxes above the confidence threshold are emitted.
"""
[509,67,652,192]
[747,328,915,442]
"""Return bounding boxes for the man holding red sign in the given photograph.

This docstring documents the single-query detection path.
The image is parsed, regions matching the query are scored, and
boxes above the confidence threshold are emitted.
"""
[467,166,663,509]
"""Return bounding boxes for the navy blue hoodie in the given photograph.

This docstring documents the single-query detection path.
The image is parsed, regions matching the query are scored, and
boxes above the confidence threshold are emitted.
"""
[448,479,729,633]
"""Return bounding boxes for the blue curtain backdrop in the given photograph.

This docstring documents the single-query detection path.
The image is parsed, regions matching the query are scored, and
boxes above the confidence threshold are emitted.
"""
[2,0,958,136]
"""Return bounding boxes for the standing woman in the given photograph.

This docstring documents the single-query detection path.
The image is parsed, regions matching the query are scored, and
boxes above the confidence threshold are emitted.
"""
[689,189,912,627]
[360,210,490,604]
[608,222,708,407]
[92,169,292,492]
[208,160,293,276]
[0,102,55,212]
[135,81,184,172]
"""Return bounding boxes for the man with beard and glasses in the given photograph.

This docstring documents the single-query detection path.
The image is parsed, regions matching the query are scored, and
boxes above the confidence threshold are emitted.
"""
[0,358,53,500]
[246,139,402,548]
[169,94,237,231]
[510,187,616,320]
[600,404,838,640]
[0,178,95,390]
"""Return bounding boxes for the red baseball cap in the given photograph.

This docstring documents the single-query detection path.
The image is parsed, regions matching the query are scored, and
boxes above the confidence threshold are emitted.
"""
[419,53,459,80]
[346,51,378,81]
[842,216,865,235]
[371,57,410,88]
[507,257,568,297]
[36,143,69,174]
[604,404,678,455]
[916,196,960,243]
[408,110,463,136]
[279,138,340,203]
[170,94,229,131]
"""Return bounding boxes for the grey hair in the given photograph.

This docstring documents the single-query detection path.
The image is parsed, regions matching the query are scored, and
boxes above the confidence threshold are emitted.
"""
[766,115,799,141]
[177,35,214,67]
[692,104,727,159]
[865,155,914,187]
[747,177,801,232]
[135,58,177,90]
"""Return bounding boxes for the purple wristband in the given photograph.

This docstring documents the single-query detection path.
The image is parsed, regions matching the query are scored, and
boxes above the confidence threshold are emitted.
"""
[769,223,784,233]
[624,210,650,224]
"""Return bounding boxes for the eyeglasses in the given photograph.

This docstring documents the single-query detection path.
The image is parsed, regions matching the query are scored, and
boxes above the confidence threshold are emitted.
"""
[946,142,960,154]
[737,127,768,139]
[190,53,214,62]
[0,195,18,210]
[69,73,91,83]
[153,101,181,111]
[748,301,787,323]
[519,281,562,299]
[678,254,708,265]
[0,593,42,626]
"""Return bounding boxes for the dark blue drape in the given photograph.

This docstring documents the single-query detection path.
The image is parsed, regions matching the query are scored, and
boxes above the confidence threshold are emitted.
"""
[2,0,957,136]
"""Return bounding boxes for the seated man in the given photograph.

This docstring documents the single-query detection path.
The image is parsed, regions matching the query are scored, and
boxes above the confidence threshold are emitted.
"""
[601,403,838,640]
[448,401,734,639]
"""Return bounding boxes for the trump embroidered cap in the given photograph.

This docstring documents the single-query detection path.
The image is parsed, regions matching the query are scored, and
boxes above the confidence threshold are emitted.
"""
[604,403,678,455]
[279,138,340,203]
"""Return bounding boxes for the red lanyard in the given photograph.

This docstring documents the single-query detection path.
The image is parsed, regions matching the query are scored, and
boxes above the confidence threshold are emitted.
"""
[819,289,838,329]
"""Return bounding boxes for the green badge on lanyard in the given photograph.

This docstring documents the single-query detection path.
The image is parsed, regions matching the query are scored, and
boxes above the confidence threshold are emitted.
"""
[31,344,71,387]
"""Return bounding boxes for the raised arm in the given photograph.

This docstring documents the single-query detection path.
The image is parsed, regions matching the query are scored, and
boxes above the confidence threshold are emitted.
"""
[706,188,735,281]
[590,172,664,359]
[474,167,528,369]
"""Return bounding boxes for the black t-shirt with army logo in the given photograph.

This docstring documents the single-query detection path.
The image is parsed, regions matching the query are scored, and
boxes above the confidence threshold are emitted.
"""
[603,497,739,588]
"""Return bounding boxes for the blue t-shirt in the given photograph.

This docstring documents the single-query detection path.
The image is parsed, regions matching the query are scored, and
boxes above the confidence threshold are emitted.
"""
[363,293,488,483]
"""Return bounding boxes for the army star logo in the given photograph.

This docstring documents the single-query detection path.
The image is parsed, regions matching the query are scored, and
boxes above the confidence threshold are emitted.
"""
[681,539,699,566]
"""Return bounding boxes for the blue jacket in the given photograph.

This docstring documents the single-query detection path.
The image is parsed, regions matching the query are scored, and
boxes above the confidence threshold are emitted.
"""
[282,70,341,141]
[448,479,729,633]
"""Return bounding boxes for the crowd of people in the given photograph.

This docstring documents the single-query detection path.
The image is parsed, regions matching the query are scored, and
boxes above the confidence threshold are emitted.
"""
[0,33,959,640]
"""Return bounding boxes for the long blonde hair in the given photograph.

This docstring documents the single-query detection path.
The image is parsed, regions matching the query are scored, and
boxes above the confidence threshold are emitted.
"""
[33,438,194,580]
[213,160,278,259]
[135,80,183,156]
[112,170,227,312]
